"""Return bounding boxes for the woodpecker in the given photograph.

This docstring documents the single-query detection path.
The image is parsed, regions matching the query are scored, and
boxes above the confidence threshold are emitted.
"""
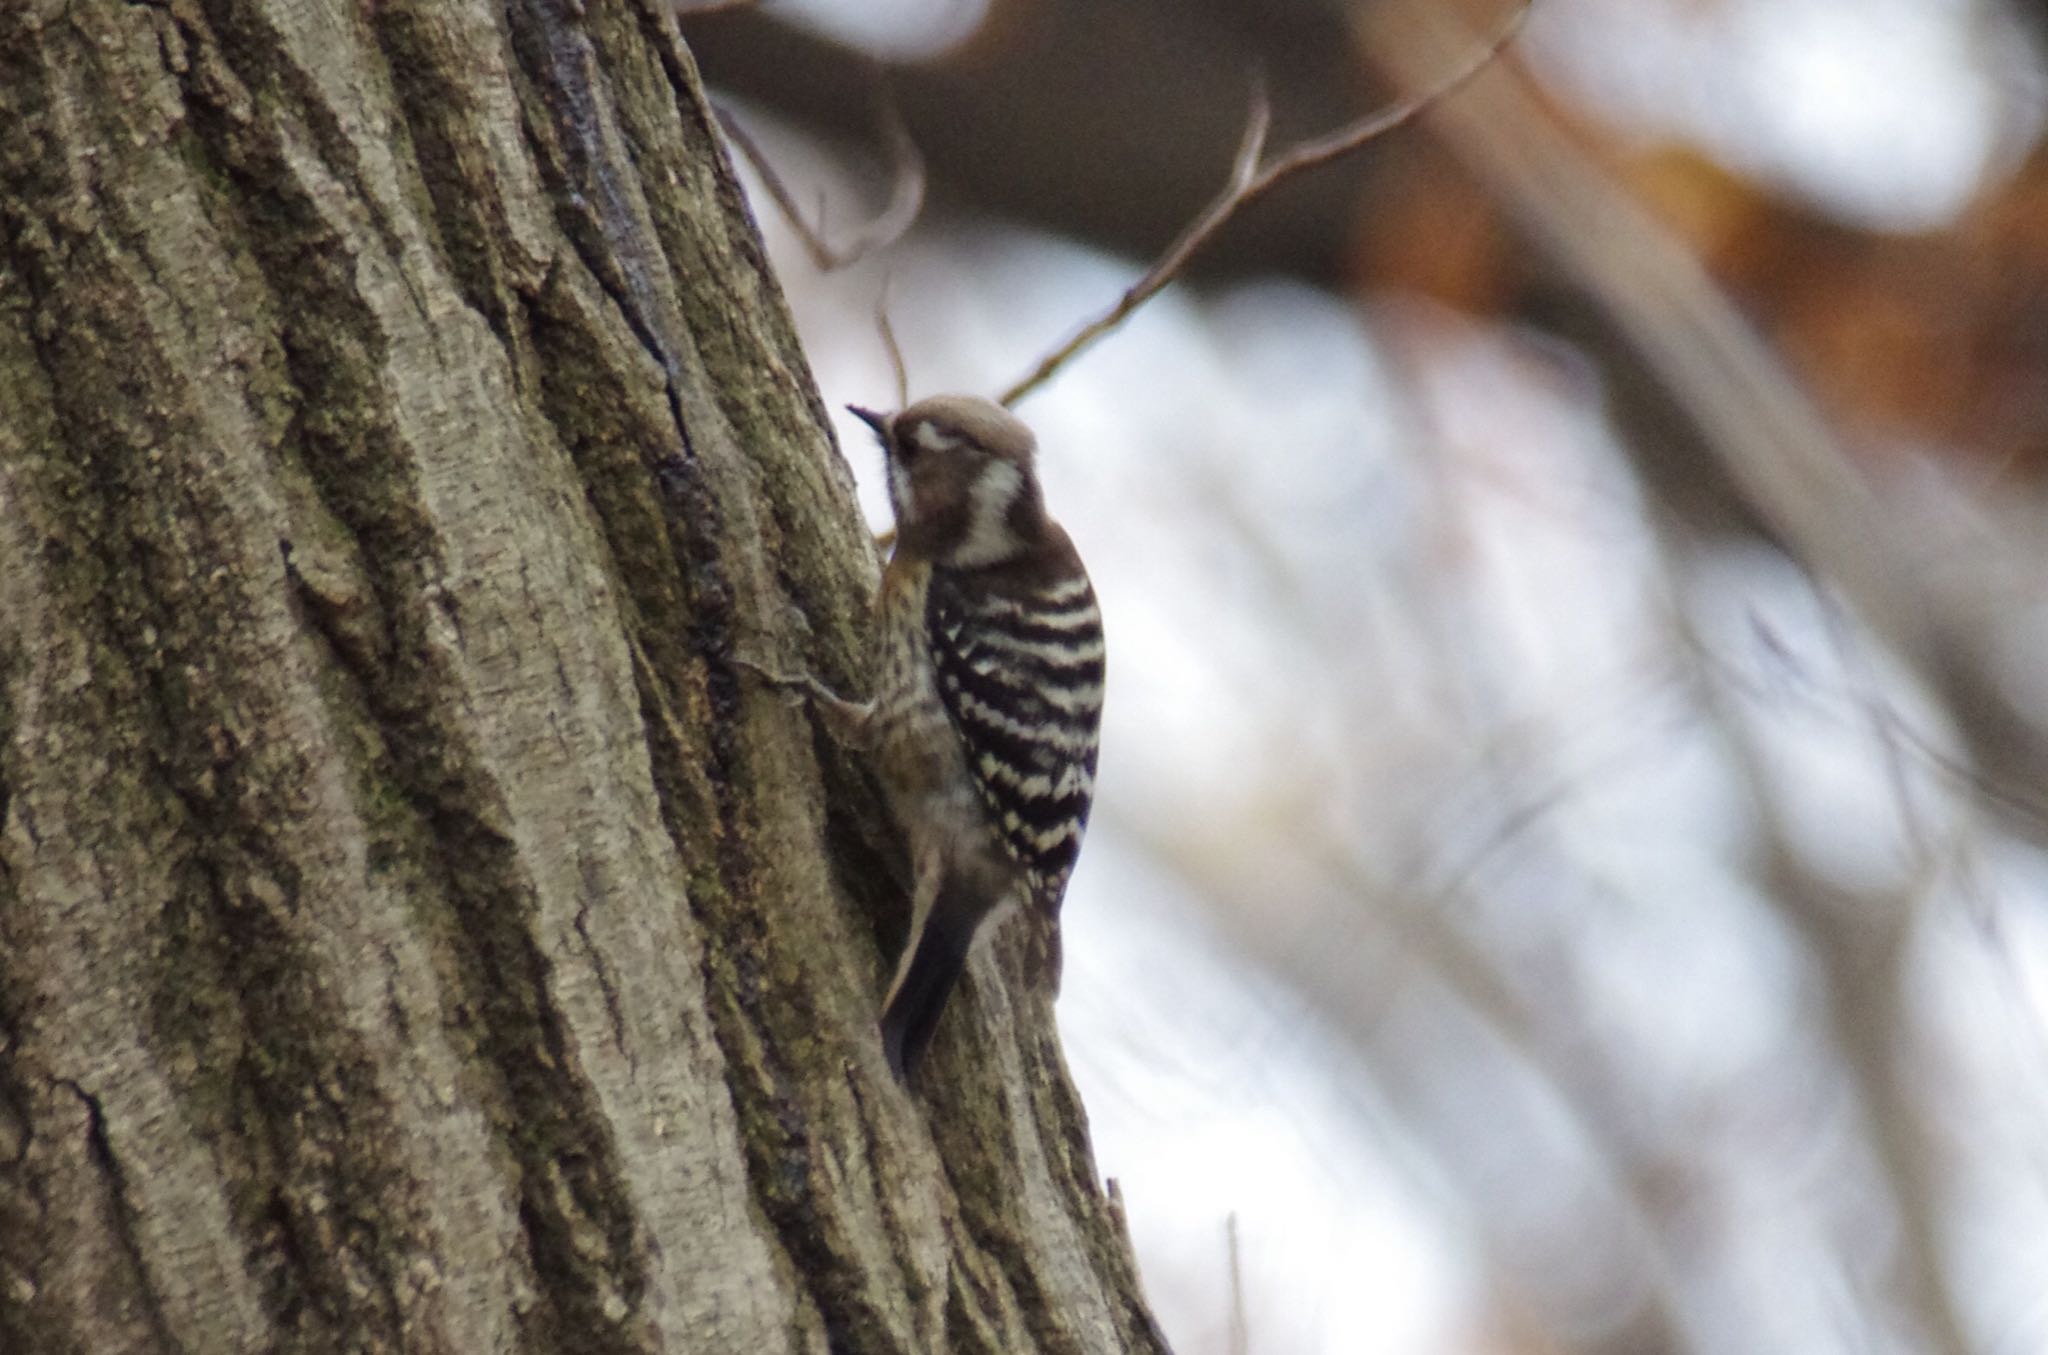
[756,395,1104,1079]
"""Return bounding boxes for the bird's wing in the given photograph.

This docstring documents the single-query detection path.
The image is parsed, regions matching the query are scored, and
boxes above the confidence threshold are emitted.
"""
[925,568,1104,913]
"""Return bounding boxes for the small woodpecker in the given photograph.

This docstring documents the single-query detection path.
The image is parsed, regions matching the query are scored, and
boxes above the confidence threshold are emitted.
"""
[756,395,1105,1079]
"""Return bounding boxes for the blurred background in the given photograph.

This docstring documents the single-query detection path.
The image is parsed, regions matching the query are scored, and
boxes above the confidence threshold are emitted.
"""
[681,1,2048,1350]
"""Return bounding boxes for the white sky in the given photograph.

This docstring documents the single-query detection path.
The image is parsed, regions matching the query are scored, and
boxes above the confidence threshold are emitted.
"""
[1525,0,2044,230]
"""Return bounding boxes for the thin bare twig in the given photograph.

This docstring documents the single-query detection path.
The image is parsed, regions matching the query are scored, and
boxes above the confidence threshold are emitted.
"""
[1227,70,1273,195]
[716,74,926,272]
[1225,1212,1249,1355]
[995,0,1533,409]
[677,0,761,17]
[875,274,911,408]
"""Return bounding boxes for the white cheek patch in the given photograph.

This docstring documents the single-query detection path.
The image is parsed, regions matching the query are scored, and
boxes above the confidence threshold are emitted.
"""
[910,421,964,454]
[950,460,1025,567]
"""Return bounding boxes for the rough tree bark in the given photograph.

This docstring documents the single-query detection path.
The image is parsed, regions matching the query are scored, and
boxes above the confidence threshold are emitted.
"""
[0,2,1163,1352]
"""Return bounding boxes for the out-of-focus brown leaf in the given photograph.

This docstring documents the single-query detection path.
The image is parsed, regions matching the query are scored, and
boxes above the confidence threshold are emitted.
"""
[1346,161,1516,312]
[1346,109,2048,482]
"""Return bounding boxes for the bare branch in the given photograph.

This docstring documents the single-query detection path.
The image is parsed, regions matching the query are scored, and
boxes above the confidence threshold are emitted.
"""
[996,0,1534,409]
[1229,72,1272,194]
[677,0,761,16]
[717,73,927,273]
[875,274,911,408]
[1225,1212,1249,1355]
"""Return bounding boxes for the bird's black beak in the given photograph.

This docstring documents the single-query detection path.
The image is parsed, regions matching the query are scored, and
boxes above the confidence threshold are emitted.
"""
[846,404,891,440]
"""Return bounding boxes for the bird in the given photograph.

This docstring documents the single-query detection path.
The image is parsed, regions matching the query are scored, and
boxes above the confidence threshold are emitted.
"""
[749,394,1104,1079]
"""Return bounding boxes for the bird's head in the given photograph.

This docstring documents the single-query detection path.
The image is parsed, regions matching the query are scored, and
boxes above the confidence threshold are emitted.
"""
[849,395,1048,569]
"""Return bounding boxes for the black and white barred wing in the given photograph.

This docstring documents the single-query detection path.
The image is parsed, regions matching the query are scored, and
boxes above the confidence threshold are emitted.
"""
[926,570,1104,913]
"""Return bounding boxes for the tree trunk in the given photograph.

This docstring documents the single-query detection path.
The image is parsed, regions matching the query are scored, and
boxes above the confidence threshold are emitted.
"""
[0,3,1162,1351]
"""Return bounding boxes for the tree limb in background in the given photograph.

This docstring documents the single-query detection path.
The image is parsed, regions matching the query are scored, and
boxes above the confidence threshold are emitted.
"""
[1667,570,1974,1355]
[1359,6,1997,1350]
[995,0,1534,409]
[717,72,926,272]
[1360,0,2048,845]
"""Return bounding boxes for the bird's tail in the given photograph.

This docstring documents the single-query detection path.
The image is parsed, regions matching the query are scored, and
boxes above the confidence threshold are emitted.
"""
[879,876,983,1081]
